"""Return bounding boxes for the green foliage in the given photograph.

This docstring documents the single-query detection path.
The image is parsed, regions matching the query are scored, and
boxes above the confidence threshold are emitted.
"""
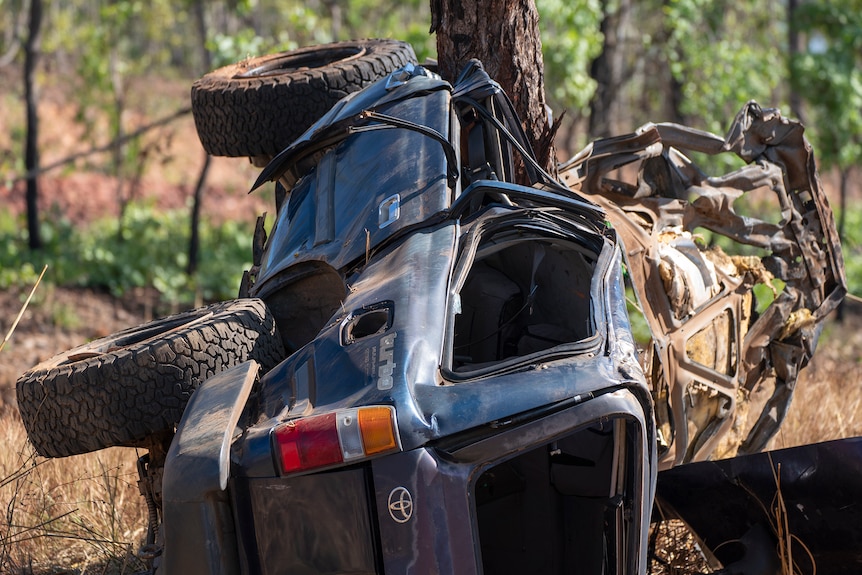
[624,286,653,345]
[208,30,296,68]
[837,207,862,298]
[537,0,603,115]
[0,204,252,306]
[342,0,435,61]
[752,279,785,316]
[0,0,24,62]
[192,217,256,302]
[44,0,192,77]
[791,0,862,171]
[664,0,785,137]
[201,0,435,68]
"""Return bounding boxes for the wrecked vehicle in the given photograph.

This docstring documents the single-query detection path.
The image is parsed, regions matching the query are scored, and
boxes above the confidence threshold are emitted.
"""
[15,39,845,575]
[560,104,846,469]
[19,47,658,575]
[559,104,849,574]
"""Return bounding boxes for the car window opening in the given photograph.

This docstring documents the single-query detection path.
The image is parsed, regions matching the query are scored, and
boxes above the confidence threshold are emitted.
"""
[452,235,597,372]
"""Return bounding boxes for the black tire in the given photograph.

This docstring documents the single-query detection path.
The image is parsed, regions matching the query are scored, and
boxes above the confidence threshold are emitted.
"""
[16,299,285,458]
[191,38,417,158]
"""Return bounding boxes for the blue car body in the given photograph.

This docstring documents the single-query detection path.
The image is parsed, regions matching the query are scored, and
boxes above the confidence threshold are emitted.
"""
[159,63,657,575]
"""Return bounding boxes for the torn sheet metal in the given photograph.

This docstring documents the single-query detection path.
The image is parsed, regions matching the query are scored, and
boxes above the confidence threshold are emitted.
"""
[655,437,862,574]
[561,102,847,468]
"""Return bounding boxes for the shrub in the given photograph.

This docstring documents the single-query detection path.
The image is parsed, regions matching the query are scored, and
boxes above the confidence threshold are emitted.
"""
[0,204,253,306]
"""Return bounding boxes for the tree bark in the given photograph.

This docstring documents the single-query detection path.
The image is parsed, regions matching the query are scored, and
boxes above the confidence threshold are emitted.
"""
[110,46,129,241]
[837,166,848,321]
[187,153,211,275]
[431,0,556,174]
[588,0,632,139]
[188,0,213,276]
[660,0,685,125]
[23,0,43,250]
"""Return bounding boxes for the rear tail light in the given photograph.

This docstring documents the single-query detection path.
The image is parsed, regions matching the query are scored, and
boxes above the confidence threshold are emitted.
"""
[274,406,401,475]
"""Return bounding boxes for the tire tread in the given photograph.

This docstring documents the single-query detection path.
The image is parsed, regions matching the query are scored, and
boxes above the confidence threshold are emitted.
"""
[16,299,285,458]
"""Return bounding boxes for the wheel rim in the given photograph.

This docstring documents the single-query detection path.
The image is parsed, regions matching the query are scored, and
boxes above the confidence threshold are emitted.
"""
[234,46,367,79]
[58,313,213,365]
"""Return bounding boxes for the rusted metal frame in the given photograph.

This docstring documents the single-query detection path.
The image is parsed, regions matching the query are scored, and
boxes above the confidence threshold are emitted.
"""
[560,102,847,467]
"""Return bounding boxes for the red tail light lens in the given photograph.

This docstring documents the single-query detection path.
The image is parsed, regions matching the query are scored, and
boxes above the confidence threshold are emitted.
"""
[273,406,400,475]
[275,413,341,473]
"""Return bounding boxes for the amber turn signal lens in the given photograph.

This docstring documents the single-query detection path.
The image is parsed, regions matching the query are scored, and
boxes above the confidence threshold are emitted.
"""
[358,406,398,455]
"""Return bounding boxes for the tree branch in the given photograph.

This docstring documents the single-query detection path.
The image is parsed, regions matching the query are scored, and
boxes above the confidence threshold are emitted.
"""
[12,106,192,183]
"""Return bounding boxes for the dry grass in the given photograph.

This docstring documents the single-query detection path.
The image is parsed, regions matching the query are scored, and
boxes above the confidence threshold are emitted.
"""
[767,314,862,449]
[1,306,859,574]
[0,414,147,575]
[770,460,817,575]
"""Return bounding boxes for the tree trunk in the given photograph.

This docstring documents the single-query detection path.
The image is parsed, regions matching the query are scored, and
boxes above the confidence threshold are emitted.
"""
[837,166,848,322]
[787,0,806,125]
[588,0,632,139]
[661,0,685,125]
[431,0,556,174]
[111,46,129,241]
[188,0,213,276]
[23,0,43,250]
[322,0,343,41]
[187,153,211,275]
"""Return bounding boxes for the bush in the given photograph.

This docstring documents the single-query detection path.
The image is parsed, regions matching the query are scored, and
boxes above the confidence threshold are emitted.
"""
[0,203,253,306]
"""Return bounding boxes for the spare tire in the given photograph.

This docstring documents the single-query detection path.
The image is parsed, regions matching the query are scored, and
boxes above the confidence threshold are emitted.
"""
[16,299,285,458]
[191,38,417,158]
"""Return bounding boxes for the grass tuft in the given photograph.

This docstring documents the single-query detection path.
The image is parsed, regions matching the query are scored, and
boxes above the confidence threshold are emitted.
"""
[0,414,147,575]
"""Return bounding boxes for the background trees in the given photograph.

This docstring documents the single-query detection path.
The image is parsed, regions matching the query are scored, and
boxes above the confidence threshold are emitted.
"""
[790,0,862,244]
[3,0,857,168]
[1,0,860,299]
[2,0,857,147]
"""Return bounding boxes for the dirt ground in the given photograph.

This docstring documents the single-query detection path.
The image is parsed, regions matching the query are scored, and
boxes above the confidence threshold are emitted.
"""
[0,286,156,412]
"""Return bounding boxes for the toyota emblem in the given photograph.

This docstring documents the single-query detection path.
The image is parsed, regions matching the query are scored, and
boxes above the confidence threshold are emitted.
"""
[387,486,413,523]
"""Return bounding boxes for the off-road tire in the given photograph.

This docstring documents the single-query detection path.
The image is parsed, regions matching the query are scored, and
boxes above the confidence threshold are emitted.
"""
[16,299,285,458]
[191,38,417,158]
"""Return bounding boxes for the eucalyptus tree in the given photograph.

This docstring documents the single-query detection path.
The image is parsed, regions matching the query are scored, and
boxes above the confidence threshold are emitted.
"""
[431,0,557,174]
[23,0,42,249]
